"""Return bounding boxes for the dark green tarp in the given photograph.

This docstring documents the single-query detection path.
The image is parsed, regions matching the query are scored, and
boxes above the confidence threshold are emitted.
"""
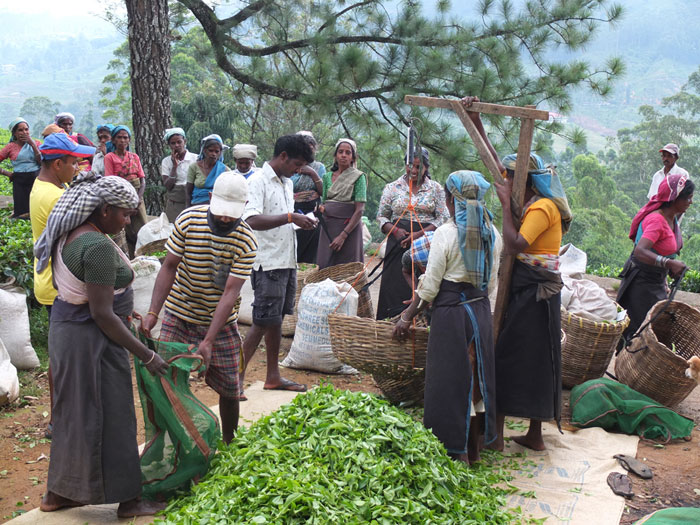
[635,508,700,524]
[570,378,694,441]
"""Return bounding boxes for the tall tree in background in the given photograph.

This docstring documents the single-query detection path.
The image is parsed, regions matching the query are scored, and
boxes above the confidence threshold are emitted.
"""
[125,0,172,213]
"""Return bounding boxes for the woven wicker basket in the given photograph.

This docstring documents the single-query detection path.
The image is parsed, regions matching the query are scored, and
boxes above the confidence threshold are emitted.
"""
[615,300,700,407]
[304,262,373,318]
[280,265,318,335]
[373,374,425,405]
[560,305,629,388]
[135,238,167,257]
[327,313,428,379]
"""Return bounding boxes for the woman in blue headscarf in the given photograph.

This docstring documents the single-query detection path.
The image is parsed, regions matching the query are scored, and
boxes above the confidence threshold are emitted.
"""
[0,118,42,218]
[186,134,229,207]
[393,170,498,465]
[461,95,571,452]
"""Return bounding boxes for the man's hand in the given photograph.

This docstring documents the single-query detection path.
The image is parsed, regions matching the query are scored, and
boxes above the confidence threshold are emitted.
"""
[292,213,317,230]
[196,339,214,370]
[140,312,158,338]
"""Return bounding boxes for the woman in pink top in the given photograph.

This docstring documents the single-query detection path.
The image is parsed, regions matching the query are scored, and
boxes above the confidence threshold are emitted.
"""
[617,174,694,343]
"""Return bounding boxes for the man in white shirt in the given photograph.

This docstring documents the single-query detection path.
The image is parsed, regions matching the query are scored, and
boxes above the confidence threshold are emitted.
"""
[161,128,198,221]
[648,143,689,199]
[241,134,317,395]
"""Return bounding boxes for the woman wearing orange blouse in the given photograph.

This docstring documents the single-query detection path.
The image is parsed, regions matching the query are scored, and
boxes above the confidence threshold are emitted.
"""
[462,96,572,452]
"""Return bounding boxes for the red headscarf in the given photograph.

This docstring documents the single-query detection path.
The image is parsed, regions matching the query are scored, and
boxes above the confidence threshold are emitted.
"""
[629,173,688,243]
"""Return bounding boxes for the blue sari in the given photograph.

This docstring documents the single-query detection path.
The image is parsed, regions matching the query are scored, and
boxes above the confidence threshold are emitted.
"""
[191,160,228,204]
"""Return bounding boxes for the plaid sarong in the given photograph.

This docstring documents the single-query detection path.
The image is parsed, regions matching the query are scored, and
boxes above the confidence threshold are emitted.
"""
[159,310,242,399]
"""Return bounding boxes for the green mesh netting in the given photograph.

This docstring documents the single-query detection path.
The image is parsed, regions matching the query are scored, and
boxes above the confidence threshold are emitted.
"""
[134,333,220,500]
[571,378,694,442]
[635,508,700,524]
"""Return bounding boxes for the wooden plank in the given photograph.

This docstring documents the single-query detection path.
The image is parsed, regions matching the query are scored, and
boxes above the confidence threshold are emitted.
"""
[405,95,550,121]
[449,100,505,184]
[492,117,536,340]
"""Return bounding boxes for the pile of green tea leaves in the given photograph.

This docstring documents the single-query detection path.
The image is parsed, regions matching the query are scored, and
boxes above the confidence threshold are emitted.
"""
[158,385,522,524]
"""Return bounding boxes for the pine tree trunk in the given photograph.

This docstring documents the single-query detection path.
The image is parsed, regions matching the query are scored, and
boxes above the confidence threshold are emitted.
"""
[125,0,171,215]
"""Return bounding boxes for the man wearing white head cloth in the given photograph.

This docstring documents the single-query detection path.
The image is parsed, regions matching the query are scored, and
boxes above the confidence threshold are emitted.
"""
[161,128,198,221]
[232,143,260,179]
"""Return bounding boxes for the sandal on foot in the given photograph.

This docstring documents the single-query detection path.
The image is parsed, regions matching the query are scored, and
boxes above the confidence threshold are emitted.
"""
[263,378,307,392]
[613,454,653,479]
[607,472,634,499]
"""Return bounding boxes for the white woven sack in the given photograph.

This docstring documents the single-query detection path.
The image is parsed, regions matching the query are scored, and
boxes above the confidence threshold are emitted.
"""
[0,288,39,369]
[282,278,359,374]
[130,256,162,319]
[0,338,19,405]
[135,212,173,252]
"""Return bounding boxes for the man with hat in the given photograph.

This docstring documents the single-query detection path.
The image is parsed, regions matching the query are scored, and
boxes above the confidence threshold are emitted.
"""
[30,132,95,437]
[161,128,198,221]
[141,171,258,444]
[648,143,689,199]
[232,143,260,179]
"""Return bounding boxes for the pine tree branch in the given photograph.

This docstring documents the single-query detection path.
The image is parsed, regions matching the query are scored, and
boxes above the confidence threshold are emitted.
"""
[318,1,375,33]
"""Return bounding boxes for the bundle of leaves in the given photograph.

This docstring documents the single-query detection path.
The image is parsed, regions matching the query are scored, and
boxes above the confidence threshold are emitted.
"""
[159,385,521,524]
[0,208,34,294]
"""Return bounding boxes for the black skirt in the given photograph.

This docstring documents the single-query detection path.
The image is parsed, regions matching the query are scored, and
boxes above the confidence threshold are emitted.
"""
[495,261,562,423]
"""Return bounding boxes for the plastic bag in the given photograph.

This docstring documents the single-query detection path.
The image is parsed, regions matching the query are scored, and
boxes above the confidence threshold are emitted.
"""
[0,338,19,405]
[135,333,220,499]
[559,243,587,279]
[0,287,39,369]
[136,212,173,252]
[282,279,359,373]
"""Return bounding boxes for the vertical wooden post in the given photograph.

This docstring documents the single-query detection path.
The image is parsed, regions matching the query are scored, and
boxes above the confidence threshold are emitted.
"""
[492,115,535,339]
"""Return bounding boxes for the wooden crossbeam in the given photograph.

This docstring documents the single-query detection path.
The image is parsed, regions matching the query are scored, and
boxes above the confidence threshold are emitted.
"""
[403,95,549,340]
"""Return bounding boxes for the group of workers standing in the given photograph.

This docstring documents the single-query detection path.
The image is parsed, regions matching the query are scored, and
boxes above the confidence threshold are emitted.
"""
[0,96,693,516]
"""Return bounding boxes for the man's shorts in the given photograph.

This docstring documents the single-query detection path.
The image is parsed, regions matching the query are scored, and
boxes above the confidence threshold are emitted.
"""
[159,310,241,399]
[250,268,296,326]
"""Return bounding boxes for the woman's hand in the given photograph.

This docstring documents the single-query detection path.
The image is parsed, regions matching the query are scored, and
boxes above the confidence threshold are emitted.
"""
[460,96,482,123]
[392,316,412,341]
[392,227,409,241]
[400,230,423,249]
[330,232,347,252]
[667,259,688,279]
[145,351,169,376]
[493,178,513,208]
[97,142,107,155]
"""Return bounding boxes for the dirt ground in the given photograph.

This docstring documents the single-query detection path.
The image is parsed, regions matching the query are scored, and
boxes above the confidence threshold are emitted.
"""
[2,284,700,522]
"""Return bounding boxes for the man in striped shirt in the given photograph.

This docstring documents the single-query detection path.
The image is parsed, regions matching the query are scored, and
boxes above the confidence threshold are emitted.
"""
[142,171,257,443]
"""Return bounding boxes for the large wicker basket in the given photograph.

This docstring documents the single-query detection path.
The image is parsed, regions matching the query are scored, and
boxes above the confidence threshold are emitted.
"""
[304,262,373,318]
[135,238,167,257]
[373,374,425,406]
[280,265,318,335]
[615,301,700,407]
[561,305,629,388]
[327,313,428,379]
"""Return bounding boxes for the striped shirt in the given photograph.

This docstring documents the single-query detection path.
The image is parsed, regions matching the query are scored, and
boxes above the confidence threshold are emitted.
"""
[164,206,258,325]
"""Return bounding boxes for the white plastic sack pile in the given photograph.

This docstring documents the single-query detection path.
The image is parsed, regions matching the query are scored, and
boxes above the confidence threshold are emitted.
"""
[559,243,587,279]
[561,276,620,323]
[282,278,359,374]
[130,256,161,318]
[135,212,173,252]
[0,287,40,369]
[0,338,19,405]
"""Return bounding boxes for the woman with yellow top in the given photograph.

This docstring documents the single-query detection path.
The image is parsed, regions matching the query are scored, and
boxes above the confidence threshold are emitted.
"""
[461,96,572,451]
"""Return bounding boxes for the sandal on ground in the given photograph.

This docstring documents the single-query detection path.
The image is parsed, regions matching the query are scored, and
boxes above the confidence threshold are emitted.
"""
[613,454,653,479]
[607,472,634,499]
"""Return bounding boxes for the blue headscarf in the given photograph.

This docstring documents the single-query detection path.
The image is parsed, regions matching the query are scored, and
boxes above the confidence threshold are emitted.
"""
[96,124,115,153]
[110,125,131,139]
[445,170,495,291]
[502,153,573,233]
[192,134,230,205]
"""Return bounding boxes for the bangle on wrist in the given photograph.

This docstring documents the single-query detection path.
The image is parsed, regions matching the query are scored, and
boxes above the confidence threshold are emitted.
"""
[400,313,411,323]
[143,351,156,365]
[147,310,159,318]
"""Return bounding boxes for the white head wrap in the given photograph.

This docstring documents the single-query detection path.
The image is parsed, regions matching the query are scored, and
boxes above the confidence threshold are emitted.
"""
[233,143,258,160]
[54,112,76,125]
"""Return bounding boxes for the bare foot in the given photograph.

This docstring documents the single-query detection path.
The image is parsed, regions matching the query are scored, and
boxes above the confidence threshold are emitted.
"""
[117,498,167,518]
[40,491,85,512]
[449,452,470,465]
[468,449,481,465]
[512,434,546,451]
[263,377,307,392]
[487,437,504,452]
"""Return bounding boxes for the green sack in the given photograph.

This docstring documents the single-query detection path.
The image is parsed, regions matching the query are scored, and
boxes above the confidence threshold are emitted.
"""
[135,333,220,499]
[570,378,694,441]
[635,508,700,524]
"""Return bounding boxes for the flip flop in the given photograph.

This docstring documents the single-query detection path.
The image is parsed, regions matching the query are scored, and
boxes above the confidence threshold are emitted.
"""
[613,454,653,479]
[607,472,634,499]
[264,378,308,392]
